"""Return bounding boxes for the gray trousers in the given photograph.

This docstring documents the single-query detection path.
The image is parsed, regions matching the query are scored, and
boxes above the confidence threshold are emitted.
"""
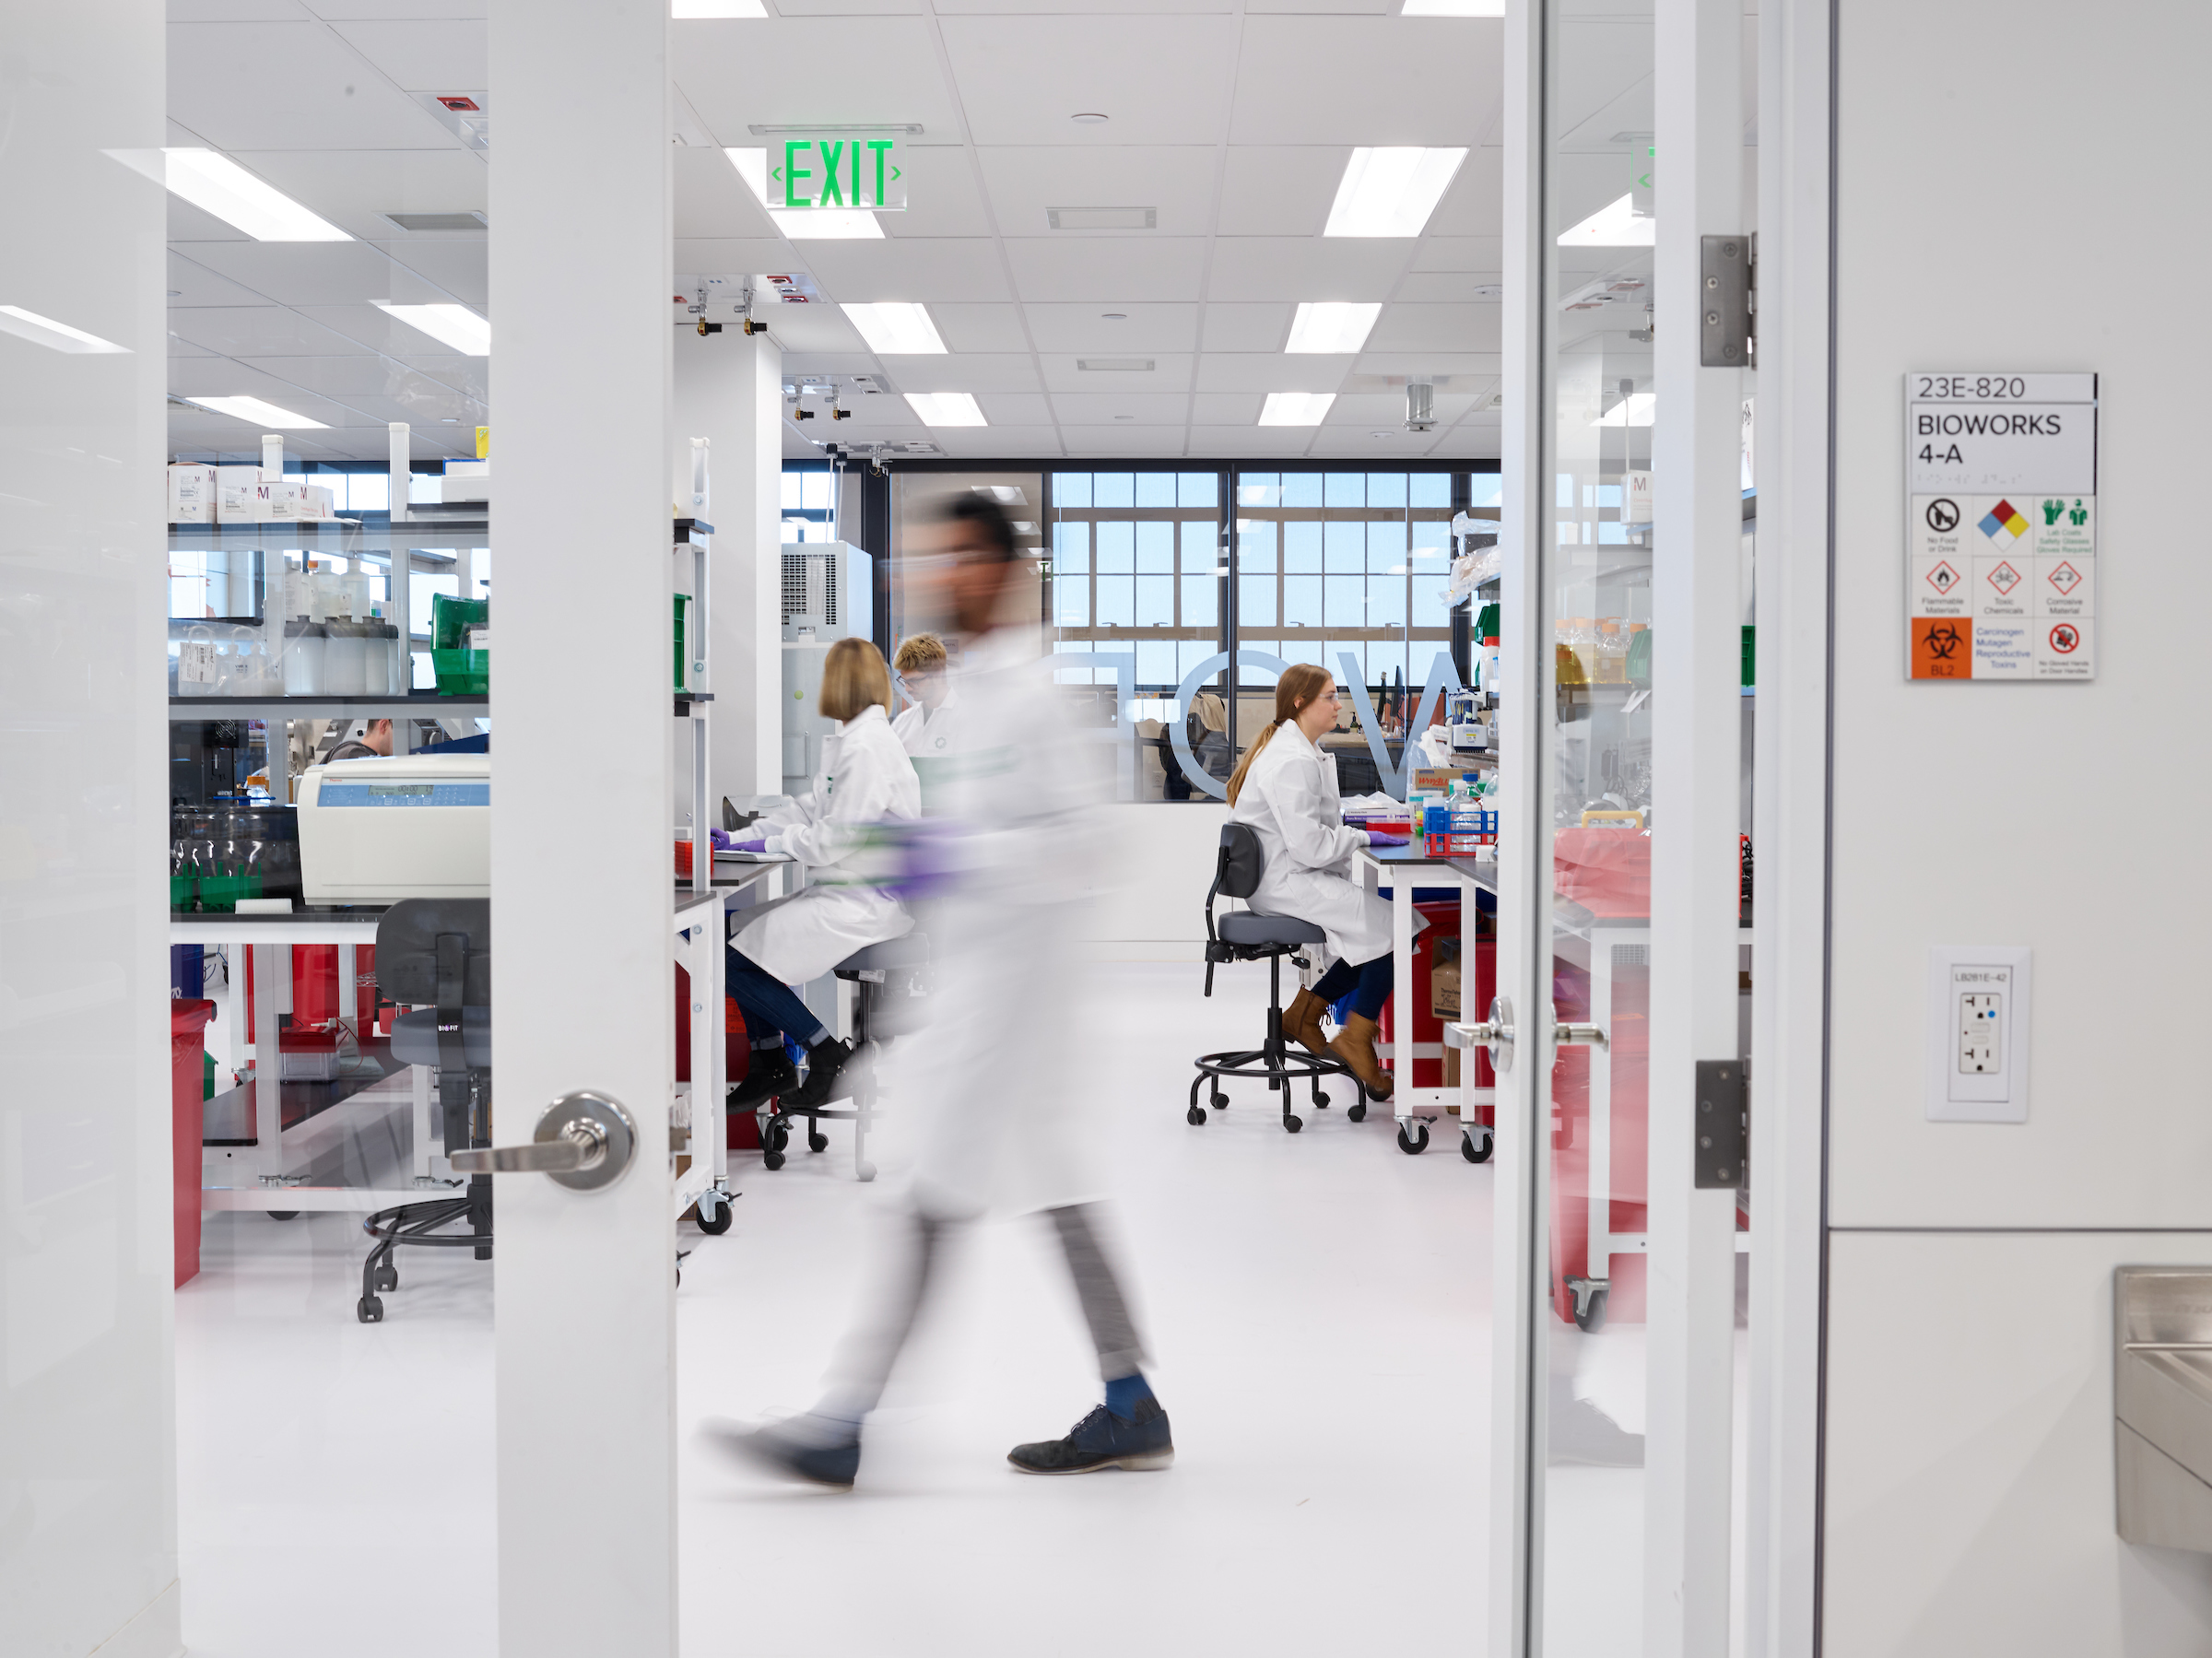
[823,1203,1148,1420]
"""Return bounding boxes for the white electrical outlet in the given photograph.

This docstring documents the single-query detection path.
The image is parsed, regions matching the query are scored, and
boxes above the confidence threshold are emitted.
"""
[1925,947,2031,1123]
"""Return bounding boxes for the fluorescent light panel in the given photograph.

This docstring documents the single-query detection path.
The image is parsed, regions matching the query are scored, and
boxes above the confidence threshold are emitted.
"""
[161,148,350,241]
[724,148,883,239]
[372,302,489,356]
[1259,393,1335,427]
[843,301,947,355]
[1324,147,1467,239]
[0,305,129,355]
[673,0,767,15]
[183,395,329,429]
[1286,301,1382,355]
[904,392,986,427]
[1558,193,1653,247]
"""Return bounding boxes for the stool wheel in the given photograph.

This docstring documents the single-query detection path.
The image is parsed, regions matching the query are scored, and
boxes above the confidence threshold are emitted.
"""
[807,1131,829,1154]
[373,1264,399,1292]
[1283,1114,1302,1135]
[763,1149,786,1171]
[1186,1104,1207,1126]
[357,1296,383,1323]
[1210,1090,1229,1110]
[1347,1100,1367,1123]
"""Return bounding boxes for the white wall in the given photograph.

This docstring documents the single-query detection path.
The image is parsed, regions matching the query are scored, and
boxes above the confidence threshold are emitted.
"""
[1075,804,1226,959]
[0,4,181,1654]
[1824,1,2212,1646]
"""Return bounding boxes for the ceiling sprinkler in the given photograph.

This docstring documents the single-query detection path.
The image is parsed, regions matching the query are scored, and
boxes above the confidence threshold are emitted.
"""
[740,285,769,337]
[830,386,852,421]
[1405,379,1436,434]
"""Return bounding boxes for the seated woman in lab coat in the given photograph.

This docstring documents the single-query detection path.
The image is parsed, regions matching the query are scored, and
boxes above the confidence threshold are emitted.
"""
[724,638,922,1111]
[1225,661,1413,1100]
[889,632,960,758]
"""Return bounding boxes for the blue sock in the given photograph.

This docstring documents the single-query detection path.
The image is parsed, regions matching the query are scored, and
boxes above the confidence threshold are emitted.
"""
[1104,1372,1153,1421]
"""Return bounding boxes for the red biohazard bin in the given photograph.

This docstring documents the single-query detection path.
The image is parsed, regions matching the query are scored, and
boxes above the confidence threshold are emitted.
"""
[171,998,217,1288]
[1376,900,1463,1090]
[674,966,758,1151]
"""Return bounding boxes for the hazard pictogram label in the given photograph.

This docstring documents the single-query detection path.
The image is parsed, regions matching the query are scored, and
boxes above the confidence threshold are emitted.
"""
[1986,560,2021,594]
[1926,560,1961,595]
[2046,560,2081,595]
[2048,622,2080,654]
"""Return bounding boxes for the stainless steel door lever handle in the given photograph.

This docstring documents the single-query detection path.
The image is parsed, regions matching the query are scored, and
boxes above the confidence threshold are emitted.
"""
[451,1090,638,1191]
[1447,996,1517,1074]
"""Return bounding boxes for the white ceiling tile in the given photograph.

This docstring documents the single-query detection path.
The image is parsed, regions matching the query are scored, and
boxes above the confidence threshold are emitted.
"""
[1352,353,1499,381]
[169,197,252,243]
[799,239,1011,302]
[1368,303,1498,353]
[767,0,925,14]
[378,240,487,306]
[675,148,779,240]
[1024,303,1195,353]
[302,0,488,17]
[1556,17,1652,145]
[1040,354,1194,394]
[1205,238,1412,302]
[925,303,1031,352]
[880,155,997,239]
[1049,393,1191,423]
[171,0,310,17]
[328,19,484,88]
[923,427,1065,458]
[1412,236,1502,273]
[890,355,1041,393]
[973,394,1056,425]
[336,392,485,427]
[977,147,1218,238]
[1055,425,1192,456]
[1004,238,1207,303]
[1245,0,1387,10]
[169,23,456,149]
[938,0,1230,12]
[1304,428,1443,458]
[1190,393,1262,423]
[224,149,488,243]
[938,17,1241,147]
[748,305,868,353]
[1199,302,1291,352]
[1320,393,1418,426]
[774,353,883,379]
[169,339,221,359]
[232,354,477,403]
[168,253,268,308]
[1194,353,1351,392]
[290,301,486,359]
[1421,145,1506,237]
[1392,271,1495,303]
[179,241,460,307]
[1188,425,1312,455]
[1229,18,1502,147]
[675,239,806,276]
[1216,148,1345,237]
[169,365,360,425]
[672,22,962,141]
[168,305,363,357]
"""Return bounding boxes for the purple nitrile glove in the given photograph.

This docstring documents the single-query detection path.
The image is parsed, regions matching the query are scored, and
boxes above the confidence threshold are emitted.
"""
[732,837,769,855]
[1365,830,1408,847]
[710,827,735,851]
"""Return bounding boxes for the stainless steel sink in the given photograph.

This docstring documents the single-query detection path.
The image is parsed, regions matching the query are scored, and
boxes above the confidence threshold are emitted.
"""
[2115,1268,2212,1549]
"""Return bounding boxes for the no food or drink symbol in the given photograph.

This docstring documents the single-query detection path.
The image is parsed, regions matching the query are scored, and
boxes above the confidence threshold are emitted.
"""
[1926,560,1961,595]
[2049,623,2081,655]
[1986,560,2021,595]
[2046,560,2082,595]
[1925,499,1960,533]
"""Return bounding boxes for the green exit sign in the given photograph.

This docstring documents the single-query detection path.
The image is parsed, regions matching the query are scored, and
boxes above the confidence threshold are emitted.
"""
[770,135,907,211]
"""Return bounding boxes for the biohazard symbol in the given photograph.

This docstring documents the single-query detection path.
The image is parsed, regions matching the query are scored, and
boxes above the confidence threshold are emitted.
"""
[2048,623,2080,655]
[1923,622,1964,661]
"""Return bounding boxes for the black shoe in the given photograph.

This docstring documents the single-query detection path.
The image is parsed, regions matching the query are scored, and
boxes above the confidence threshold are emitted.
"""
[1007,1396,1175,1475]
[785,1038,853,1109]
[729,1049,798,1110]
[701,1415,861,1490]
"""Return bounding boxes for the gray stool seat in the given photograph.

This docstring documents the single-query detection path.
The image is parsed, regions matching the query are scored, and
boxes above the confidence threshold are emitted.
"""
[1218,911,1327,947]
[389,1005,490,1068]
[835,932,932,976]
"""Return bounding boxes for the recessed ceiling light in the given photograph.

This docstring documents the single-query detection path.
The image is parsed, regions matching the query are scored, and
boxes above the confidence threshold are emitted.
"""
[724,149,884,239]
[373,301,490,355]
[843,301,948,355]
[1400,0,1504,14]
[904,392,986,427]
[1370,430,1394,438]
[1286,301,1382,354]
[1259,392,1335,427]
[1046,206,1154,230]
[1324,147,1467,238]
[673,0,768,15]
[0,305,130,355]
[1558,194,1653,247]
[1071,112,1109,124]
[1101,312,1129,321]
[182,394,328,429]
[161,148,351,242]
[1077,359,1155,372]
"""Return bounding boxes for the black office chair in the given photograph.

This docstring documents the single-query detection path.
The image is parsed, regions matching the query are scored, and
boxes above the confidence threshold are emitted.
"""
[759,932,930,1183]
[358,898,491,1323]
[1191,825,1363,1134]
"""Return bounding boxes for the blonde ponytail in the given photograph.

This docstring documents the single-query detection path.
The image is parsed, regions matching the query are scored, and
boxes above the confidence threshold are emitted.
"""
[1223,662,1335,805]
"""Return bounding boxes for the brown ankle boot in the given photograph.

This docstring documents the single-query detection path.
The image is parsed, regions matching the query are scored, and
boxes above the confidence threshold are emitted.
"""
[1283,987,1333,1060]
[1330,1012,1394,1100]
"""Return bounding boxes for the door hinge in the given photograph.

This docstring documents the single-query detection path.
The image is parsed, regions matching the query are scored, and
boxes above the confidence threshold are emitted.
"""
[1699,233,1755,369]
[1693,1058,1747,1189]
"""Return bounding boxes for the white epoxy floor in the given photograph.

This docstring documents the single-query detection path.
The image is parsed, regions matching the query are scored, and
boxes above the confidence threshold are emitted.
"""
[177,962,1497,1655]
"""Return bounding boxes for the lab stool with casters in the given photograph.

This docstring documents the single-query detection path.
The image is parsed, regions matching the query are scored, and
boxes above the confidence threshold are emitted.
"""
[1192,825,1361,1134]
[759,932,929,1183]
[359,898,491,1324]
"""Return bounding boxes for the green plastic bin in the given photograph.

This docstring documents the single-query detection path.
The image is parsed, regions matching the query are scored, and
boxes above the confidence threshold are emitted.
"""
[431,647,489,696]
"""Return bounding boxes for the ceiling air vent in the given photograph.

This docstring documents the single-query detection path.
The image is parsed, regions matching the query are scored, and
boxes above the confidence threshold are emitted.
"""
[383,212,488,232]
[888,441,942,456]
[1046,206,1156,231]
[1077,359,1155,372]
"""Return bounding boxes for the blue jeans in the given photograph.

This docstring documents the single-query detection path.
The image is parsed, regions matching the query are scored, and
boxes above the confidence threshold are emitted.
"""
[1312,952,1392,1022]
[725,947,829,1047]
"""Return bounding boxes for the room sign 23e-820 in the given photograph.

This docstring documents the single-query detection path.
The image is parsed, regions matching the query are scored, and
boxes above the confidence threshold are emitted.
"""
[1906,371,2097,681]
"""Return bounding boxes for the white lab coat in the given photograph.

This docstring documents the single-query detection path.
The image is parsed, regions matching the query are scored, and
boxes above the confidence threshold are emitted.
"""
[889,686,961,758]
[731,704,920,985]
[883,625,1109,1220]
[1229,719,1409,970]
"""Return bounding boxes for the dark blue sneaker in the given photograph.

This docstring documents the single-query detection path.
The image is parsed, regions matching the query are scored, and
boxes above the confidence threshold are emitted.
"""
[1007,1396,1174,1475]
[702,1416,861,1490]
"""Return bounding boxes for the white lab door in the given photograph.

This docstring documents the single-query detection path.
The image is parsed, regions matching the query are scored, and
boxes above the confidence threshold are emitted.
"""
[484,6,681,1654]
[1488,2,1755,1655]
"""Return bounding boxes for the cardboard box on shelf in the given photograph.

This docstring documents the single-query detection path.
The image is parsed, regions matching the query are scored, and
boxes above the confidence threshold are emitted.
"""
[216,465,269,523]
[168,464,214,523]
[265,481,311,520]
[1431,935,1461,1019]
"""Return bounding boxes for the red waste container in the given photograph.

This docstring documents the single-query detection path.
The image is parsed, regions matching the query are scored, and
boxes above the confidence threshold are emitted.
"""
[171,998,217,1288]
[674,966,758,1150]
